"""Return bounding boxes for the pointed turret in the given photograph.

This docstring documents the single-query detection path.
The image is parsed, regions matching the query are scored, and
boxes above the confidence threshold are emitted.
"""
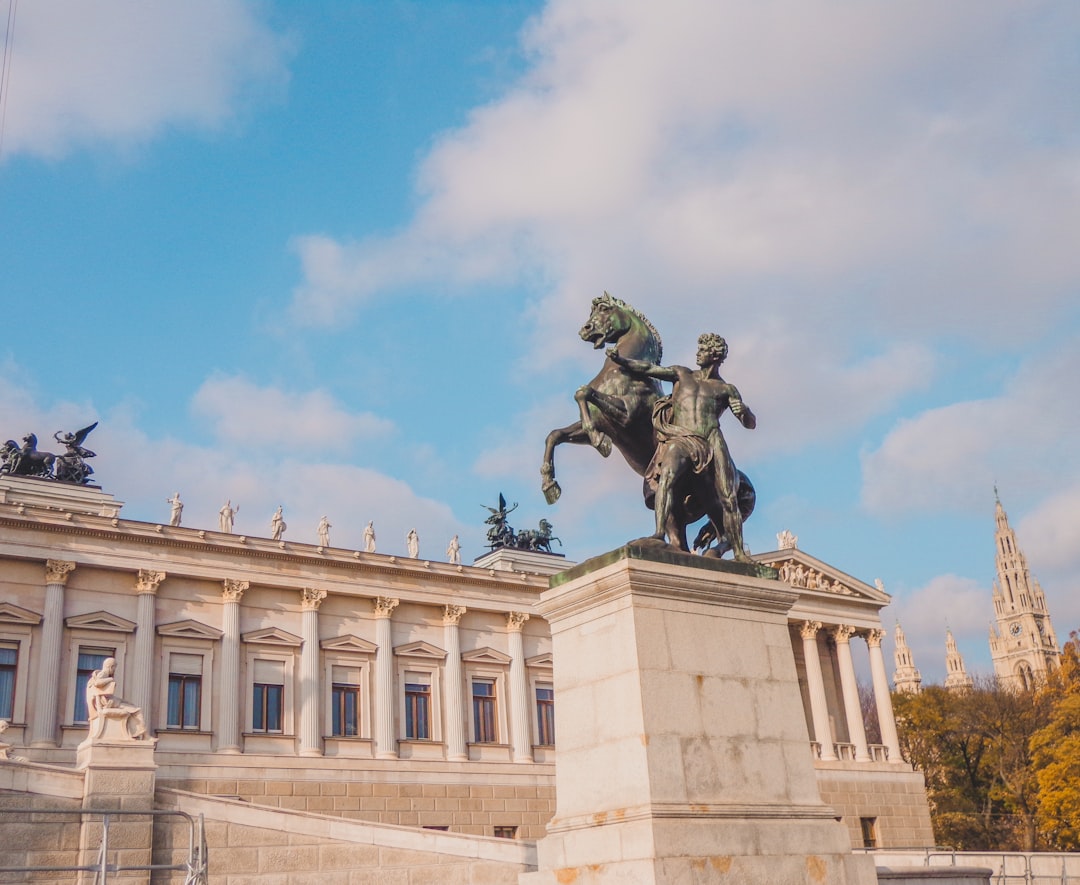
[944,628,974,691]
[892,623,922,694]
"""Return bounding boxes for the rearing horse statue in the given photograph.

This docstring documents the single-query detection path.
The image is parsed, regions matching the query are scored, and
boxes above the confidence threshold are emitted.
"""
[541,293,663,504]
[540,293,755,555]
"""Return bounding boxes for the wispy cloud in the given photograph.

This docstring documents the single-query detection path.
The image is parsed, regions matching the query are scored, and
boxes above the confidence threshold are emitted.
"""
[3,0,292,159]
[191,375,395,455]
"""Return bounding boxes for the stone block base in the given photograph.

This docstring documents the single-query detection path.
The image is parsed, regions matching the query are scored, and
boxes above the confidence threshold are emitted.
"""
[522,814,877,885]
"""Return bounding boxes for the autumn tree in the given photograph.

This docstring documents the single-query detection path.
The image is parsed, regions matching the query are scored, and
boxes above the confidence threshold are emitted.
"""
[1032,633,1080,849]
[893,678,1053,851]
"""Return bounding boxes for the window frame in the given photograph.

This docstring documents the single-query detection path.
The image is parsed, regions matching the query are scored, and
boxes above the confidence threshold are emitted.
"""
[393,642,446,745]
[0,643,17,721]
[320,636,375,741]
[463,663,508,748]
[526,654,555,748]
[156,625,219,734]
[251,668,286,734]
[242,637,299,738]
[534,681,555,747]
[64,625,130,728]
[165,652,204,731]
[404,671,434,740]
[73,647,116,724]
[471,676,498,744]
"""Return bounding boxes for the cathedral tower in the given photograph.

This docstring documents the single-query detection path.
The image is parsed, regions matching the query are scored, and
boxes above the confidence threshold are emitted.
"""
[988,492,1060,689]
[892,623,922,694]
[944,628,974,691]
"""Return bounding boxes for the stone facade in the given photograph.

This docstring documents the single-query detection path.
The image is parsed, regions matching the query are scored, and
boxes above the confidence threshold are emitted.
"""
[0,474,933,867]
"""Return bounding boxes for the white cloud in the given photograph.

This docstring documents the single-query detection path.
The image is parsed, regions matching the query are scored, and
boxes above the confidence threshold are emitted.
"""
[0,365,467,558]
[860,343,1080,515]
[190,375,395,455]
[3,0,291,159]
[886,574,993,684]
[289,0,1080,349]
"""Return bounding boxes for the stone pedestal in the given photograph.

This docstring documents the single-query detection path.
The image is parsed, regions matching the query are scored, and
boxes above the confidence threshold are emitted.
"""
[522,546,878,885]
[77,711,158,884]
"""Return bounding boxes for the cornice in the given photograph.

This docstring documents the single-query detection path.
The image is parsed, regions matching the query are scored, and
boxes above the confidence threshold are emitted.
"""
[0,510,551,603]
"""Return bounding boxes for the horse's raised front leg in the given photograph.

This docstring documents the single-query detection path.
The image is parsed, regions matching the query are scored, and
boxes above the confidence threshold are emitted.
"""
[541,421,589,504]
[574,387,631,458]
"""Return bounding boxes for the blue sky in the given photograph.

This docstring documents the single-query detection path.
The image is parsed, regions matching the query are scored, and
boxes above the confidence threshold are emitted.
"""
[2,1,1079,683]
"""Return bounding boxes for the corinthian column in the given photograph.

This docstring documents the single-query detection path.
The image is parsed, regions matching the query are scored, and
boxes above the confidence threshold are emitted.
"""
[31,560,76,747]
[218,579,249,753]
[373,597,399,759]
[128,569,165,721]
[507,611,533,763]
[799,620,836,761]
[866,628,903,763]
[833,624,870,762]
[299,588,327,756]
[443,605,468,761]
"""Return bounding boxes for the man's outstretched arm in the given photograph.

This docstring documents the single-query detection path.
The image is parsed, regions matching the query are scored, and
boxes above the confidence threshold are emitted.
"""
[606,346,678,381]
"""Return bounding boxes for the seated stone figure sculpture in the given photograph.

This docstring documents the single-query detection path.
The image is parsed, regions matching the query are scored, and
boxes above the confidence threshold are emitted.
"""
[86,658,148,739]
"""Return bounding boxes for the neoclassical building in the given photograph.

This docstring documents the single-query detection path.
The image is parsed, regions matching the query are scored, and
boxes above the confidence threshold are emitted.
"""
[0,473,932,851]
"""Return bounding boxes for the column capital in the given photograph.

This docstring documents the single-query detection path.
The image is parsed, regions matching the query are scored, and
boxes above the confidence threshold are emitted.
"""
[373,596,399,619]
[799,620,822,640]
[443,604,467,626]
[135,569,166,595]
[300,588,327,611]
[507,611,530,632]
[832,624,857,643]
[222,578,249,603]
[45,559,76,585]
[866,628,886,648]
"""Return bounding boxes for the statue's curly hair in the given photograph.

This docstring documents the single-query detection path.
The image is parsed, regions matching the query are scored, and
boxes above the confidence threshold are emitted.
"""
[697,332,728,363]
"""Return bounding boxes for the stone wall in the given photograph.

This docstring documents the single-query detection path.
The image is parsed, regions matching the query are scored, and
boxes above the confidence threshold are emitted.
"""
[153,788,533,884]
[158,777,555,840]
[0,789,84,883]
[0,760,85,883]
[816,764,936,849]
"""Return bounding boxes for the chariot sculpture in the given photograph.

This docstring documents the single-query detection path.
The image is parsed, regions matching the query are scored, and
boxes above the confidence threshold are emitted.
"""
[0,422,98,485]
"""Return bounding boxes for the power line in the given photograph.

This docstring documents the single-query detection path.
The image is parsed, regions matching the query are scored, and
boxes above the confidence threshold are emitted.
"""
[0,0,18,162]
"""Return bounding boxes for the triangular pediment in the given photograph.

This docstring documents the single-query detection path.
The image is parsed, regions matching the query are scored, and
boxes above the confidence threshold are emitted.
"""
[157,619,223,640]
[753,549,888,603]
[0,602,42,625]
[321,634,378,654]
[65,611,137,633]
[242,627,303,647]
[526,652,553,668]
[462,646,512,666]
[393,640,446,660]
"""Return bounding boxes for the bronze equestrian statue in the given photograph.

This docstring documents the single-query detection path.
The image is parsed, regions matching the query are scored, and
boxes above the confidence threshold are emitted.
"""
[541,294,755,558]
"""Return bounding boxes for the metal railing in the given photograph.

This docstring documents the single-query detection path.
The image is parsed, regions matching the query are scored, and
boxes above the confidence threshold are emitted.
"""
[860,847,1080,885]
[0,807,207,884]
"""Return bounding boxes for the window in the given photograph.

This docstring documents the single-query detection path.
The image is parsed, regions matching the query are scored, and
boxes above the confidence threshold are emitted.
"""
[860,817,878,849]
[74,648,113,723]
[0,644,16,720]
[472,678,497,743]
[252,659,285,733]
[405,672,431,740]
[331,665,362,737]
[493,826,517,839]
[166,653,202,730]
[536,683,555,746]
